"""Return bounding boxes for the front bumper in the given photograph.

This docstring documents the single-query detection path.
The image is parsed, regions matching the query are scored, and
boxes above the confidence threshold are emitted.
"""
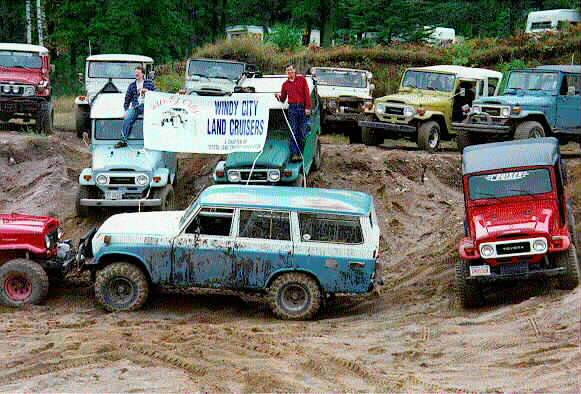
[79,198,162,207]
[325,112,362,122]
[0,97,50,114]
[358,120,416,134]
[452,112,511,134]
[468,266,565,283]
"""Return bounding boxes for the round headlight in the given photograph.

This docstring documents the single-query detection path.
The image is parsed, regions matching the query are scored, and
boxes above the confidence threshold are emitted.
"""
[533,239,547,252]
[472,105,481,113]
[45,235,51,249]
[136,174,149,186]
[268,170,280,182]
[481,245,494,257]
[501,107,511,117]
[96,174,108,185]
[403,106,416,117]
[375,103,386,113]
[228,171,241,182]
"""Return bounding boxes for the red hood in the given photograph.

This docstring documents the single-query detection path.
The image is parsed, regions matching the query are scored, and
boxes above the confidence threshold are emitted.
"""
[470,200,557,242]
[0,213,59,235]
[0,70,43,85]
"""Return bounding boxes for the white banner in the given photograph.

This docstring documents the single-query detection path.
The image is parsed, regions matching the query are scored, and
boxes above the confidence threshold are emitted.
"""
[143,91,269,153]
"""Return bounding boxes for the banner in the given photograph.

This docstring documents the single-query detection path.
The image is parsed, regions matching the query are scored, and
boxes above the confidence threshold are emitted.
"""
[143,91,270,153]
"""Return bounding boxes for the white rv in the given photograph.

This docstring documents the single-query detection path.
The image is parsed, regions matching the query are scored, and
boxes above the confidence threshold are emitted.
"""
[525,9,580,34]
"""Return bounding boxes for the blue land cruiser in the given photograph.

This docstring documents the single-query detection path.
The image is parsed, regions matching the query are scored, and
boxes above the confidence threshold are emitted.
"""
[453,65,580,151]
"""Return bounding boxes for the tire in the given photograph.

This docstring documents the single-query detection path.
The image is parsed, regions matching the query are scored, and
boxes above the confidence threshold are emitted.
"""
[568,203,580,251]
[514,121,545,140]
[37,106,53,135]
[311,140,322,171]
[0,259,49,307]
[456,129,476,153]
[268,272,322,320]
[75,105,90,138]
[348,127,363,144]
[172,161,179,187]
[76,186,95,217]
[95,262,149,312]
[417,120,441,152]
[555,245,580,290]
[454,259,484,308]
[151,184,176,211]
[361,126,381,146]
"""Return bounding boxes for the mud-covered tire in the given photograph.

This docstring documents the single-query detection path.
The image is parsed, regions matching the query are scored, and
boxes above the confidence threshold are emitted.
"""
[0,259,49,307]
[37,106,53,135]
[151,184,176,211]
[268,272,322,320]
[456,129,477,153]
[76,186,95,217]
[417,120,441,152]
[95,263,149,312]
[75,105,90,138]
[361,126,381,146]
[514,121,545,140]
[312,140,322,171]
[555,245,580,290]
[348,127,363,144]
[455,259,484,308]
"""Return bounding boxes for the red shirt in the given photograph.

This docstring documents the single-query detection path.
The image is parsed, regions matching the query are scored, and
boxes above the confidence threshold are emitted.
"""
[280,75,312,109]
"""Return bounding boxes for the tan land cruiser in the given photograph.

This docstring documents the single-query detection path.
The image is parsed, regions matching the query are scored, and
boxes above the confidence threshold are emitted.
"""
[358,65,503,152]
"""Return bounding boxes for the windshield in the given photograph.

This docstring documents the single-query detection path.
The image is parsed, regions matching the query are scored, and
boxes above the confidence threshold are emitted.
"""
[469,169,553,200]
[315,70,366,88]
[95,119,143,140]
[506,71,560,91]
[401,71,455,92]
[89,62,142,78]
[188,60,245,80]
[0,51,42,69]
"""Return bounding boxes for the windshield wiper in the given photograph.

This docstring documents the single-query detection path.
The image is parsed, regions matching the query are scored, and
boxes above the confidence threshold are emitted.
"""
[12,65,36,71]
[190,73,209,79]
[209,75,231,80]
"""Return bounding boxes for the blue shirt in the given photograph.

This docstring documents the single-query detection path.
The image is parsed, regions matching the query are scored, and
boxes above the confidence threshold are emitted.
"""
[124,79,156,110]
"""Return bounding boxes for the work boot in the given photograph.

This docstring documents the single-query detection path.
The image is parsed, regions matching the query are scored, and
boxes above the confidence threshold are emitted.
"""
[114,141,127,149]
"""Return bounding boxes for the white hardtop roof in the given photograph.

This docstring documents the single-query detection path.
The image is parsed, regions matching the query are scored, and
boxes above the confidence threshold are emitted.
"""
[0,43,48,54]
[240,74,313,92]
[528,9,579,18]
[408,65,502,79]
[87,54,154,63]
[312,67,369,74]
[90,93,126,119]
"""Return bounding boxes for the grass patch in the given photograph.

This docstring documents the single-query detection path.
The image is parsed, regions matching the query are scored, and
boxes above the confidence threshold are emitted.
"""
[53,95,76,131]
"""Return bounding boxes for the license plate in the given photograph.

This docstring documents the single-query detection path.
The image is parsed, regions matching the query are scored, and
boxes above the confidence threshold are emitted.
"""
[105,191,123,200]
[469,265,491,276]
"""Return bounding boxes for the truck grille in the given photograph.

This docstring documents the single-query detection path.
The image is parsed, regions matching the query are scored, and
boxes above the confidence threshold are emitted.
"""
[240,170,268,182]
[384,106,404,116]
[482,106,501,116]
[496,242,531,256]
[109,176,136,185]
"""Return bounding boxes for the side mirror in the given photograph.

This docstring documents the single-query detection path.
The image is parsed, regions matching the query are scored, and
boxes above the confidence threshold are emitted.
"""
[459,88,466,97]
[148,70,156,80]
[370,83,375,91]
[49,64,55,73]
[78,72,83,83]
[367,72,373,80]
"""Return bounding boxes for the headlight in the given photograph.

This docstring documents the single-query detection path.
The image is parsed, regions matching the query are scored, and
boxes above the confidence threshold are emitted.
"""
[267,170,280,182]
[532,239,547,252]
[57,227,64,240]
[136,174,149,186]
[403,106,416,117]
[327,100,337,109]
[45,235,51,249]
[472,105,481,113]
[481,245,494,257]
[501,107,511,117]
[23,86,36,96]
[375,103,386,113]
[228,170,241,182]
[96,174,108,185]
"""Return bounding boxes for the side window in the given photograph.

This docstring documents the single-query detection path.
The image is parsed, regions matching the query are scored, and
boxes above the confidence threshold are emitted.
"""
[299,213,363,244]
[238,210,291,240]
[564,75,580,95]
[487,78,499,96]
[185,207,234,236]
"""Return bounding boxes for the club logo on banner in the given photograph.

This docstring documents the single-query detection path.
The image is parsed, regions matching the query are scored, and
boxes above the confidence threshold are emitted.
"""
[143,92,269,153]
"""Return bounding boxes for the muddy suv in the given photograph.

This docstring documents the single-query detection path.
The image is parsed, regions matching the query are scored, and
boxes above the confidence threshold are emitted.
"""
[82,185,381,320]
[0,213,75,307]
[311,67,373,139]
[358,65,502,151]
[76,92,177,216]
[74,54,154,138]
[0,43,54,134]
[184,58,255,96]
[456,138,579,307]
[453,65,580,151]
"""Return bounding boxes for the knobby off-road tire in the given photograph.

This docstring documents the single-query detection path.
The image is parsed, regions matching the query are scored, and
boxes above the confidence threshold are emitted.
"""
[75,105,90,138]
[37,106,54,135]
[0,259,49,307]
[455,259,484,308]
[76,186,95,217]
[555,245,580,290]
[151,184,176,211]
[514,121,545,140]
[95,263,149,312]
[312,140,322,171]
[361,126,381,146]
[417,120,441,153]
[268,272,322,320]
[456,129,477,153]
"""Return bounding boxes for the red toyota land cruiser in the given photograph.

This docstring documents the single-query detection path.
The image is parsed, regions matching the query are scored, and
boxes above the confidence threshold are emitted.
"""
[0,43,54,134]
[456,137,579,307]
[0,213,75,307]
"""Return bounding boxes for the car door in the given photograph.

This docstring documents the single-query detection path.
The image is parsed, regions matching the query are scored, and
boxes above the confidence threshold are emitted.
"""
[556,73,580,131]
[172,207,236,287]
[231,209,294,289]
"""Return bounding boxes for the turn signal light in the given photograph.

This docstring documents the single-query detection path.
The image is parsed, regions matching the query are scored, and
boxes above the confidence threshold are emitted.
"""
[282,169,292,177]
[512,106,522,114]
[178,89,186,95]
[551,235,566,249]
[216,170,225,177]
[79,96,86,101]
[463,245,476,256]
[83,175,92,181]
[153,176,161,182]
[416,108,426,116]
[103,235,111,245]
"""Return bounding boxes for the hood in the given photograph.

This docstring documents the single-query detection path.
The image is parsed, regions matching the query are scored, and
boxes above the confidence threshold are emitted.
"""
[97,211,183,238]
[377,89,449,107]
[470,200,557,242]
[91,145,163,172]
[186,78,236,93]
[317,85,371,100]
[474,95,551,107]
[87,79,132,101]
[0,213,59,235]
[0,70,43,85]
[226,133,289,169]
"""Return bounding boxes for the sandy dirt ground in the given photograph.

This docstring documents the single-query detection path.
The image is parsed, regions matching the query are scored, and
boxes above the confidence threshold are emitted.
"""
[0,128,579,392]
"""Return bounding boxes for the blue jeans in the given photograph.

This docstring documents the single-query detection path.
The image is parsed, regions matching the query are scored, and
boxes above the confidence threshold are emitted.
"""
[288,104,307,156]
[121,104,144,142]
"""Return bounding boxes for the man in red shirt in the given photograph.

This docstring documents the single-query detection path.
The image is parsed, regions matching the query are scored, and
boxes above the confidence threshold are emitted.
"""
[276,64,312,162]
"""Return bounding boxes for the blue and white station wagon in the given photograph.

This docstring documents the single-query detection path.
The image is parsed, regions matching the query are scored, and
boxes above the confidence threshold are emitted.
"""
[83,185,381,320]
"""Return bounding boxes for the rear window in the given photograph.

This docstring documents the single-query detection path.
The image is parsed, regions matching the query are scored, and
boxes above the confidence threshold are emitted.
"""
[299,213,363,244]
[238,210,291,240]
[469,169,553,200]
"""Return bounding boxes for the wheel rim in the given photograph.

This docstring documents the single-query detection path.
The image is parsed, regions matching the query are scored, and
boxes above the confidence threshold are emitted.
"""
[530,127,544,138]
[428,126,440,149]
[280,283,310,313]
[108,277,136,306]
[4,274,33,301]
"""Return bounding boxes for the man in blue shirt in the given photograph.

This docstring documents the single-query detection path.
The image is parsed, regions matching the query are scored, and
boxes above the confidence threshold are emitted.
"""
[115,66,156,148]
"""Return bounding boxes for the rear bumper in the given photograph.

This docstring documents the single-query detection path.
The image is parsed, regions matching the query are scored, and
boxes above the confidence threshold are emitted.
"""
[358,120,416,134]
[80,198,162,207]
